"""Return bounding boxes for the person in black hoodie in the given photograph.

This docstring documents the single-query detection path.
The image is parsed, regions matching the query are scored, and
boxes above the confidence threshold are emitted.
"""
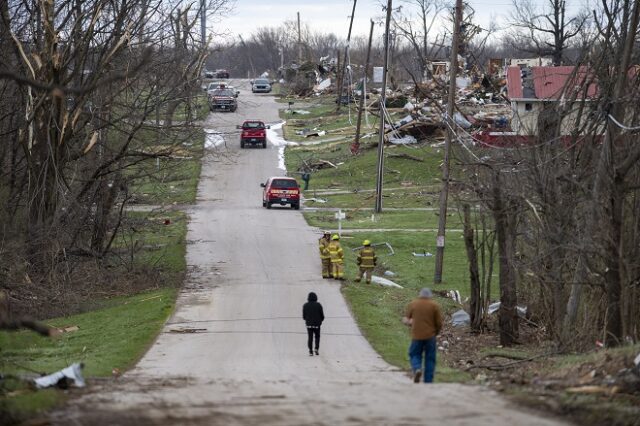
[302,292,324,356]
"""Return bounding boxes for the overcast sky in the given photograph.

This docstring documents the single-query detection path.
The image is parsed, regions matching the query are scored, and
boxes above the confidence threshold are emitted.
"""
[213,0,586,42]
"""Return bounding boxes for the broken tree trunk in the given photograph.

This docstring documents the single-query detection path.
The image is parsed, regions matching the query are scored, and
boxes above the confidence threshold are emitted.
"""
[492,172,519,346]
[463,204,482,331]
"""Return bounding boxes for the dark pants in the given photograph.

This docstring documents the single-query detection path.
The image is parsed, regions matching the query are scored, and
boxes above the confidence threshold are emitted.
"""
[307,326,320,351]
[409,336,437,382]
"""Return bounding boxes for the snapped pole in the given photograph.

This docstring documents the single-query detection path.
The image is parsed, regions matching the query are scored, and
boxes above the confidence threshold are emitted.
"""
[434,0,463,284]
[375,0,393,214]
[336,0,358,112]
[352,19,375,155]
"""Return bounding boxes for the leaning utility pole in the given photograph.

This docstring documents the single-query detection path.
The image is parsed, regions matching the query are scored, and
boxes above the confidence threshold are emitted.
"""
[336,0,358,112]
[200,0,206,47]
[297,12,302,64]
[433,0,463,284]
[352,19,375,155]
[375,0,393,213]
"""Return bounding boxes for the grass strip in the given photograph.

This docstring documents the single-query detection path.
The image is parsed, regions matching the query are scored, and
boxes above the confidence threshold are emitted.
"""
[0,288,176,424]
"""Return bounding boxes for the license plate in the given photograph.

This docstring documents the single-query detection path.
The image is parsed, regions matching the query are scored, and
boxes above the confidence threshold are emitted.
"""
[221,106,226,109]
[250,138,257,142]
[281,198,287,202]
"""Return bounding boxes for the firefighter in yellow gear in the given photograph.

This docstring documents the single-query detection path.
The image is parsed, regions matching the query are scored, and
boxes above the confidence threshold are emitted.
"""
[355,240,377,284]
[328,234,345,280]
[318,231,332,278]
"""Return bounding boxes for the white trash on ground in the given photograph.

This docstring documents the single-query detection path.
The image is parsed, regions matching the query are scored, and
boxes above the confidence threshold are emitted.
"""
[371,276,403,288]
[412,251,433,257]
[389,135,418,145]
[452,309,470,326]
[34,362,86,389]
[447,290,462,304]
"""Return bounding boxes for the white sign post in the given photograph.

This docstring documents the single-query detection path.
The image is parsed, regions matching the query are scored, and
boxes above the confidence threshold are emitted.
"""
[335,209,346,237]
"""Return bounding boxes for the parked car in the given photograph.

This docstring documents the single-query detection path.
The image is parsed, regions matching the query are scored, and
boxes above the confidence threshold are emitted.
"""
[216,69,230,78]
[204,70,215,78]
[261,177,300,209]
[237,120,270,149]
[208,88,238,112]
[251,78,272,93]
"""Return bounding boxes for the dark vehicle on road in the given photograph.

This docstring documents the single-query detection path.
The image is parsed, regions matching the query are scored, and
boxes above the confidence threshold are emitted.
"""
[237,120,270,149]
[208,88,237,112]
[251,78,272,93]
[216,69,230,78]
[261,177,300,210]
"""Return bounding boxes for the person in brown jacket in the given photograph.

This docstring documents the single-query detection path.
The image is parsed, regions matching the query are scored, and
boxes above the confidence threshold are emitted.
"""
[402,288,443,383]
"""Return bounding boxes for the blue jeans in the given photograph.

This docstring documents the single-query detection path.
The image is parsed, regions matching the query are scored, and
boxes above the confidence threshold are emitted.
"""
[409,337,437,383]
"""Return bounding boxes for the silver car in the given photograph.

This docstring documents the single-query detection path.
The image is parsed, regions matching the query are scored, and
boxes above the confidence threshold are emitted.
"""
[251,78,272,93]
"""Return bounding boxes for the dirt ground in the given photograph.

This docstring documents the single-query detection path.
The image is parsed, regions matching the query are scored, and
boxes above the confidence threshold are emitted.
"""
[439,321,640,426]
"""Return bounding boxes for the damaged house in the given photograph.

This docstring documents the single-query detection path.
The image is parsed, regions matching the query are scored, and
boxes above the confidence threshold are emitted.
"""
[505,66,598,136]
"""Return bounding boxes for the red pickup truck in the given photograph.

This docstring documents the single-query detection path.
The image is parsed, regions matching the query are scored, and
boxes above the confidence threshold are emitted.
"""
[237,120,270,149]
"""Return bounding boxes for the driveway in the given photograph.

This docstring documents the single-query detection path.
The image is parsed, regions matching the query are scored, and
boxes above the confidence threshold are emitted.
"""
[52,79,568,425]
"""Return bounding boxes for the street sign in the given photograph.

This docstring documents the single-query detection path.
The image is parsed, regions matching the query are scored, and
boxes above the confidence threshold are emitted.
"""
[335,209,345,237]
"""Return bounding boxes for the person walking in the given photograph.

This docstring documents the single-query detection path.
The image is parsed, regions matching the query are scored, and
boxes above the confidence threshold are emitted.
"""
[402,288,443,383]
[354,240,376,284]
[328,234,345,280]
[318,231,332,279]
[302,292,324,356]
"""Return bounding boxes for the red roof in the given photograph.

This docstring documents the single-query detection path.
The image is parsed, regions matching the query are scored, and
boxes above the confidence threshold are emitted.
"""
[506,66,598,100]
[506,67,523,99]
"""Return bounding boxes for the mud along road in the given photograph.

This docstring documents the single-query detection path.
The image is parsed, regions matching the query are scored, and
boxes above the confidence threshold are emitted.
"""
[52,80,568,425]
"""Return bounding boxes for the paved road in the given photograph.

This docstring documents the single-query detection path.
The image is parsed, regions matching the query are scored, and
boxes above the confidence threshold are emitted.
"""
[52,80,568,425]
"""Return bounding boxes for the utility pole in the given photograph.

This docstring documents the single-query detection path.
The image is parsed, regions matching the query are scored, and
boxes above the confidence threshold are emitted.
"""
[375,0,393,213]
[336,0,358,112]
[297,12,302,64]
[200,0,206,47]
[434,0,463,284]
[352,19,375,155]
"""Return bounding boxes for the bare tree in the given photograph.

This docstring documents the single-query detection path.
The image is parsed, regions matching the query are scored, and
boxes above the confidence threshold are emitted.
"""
[507,0,588,65]
[0,0,229,269]
[391,0,447,80]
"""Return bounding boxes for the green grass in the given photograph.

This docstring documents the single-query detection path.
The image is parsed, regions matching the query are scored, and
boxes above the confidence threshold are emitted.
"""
[286,142,445,192]
[171,95,209,122]
[0,288,176,424]
[113,210,188,274]
[128,128,204,205]
[304,209,465,230]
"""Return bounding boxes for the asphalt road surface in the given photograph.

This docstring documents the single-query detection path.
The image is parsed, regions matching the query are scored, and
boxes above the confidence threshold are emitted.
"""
[52,80,568,425]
